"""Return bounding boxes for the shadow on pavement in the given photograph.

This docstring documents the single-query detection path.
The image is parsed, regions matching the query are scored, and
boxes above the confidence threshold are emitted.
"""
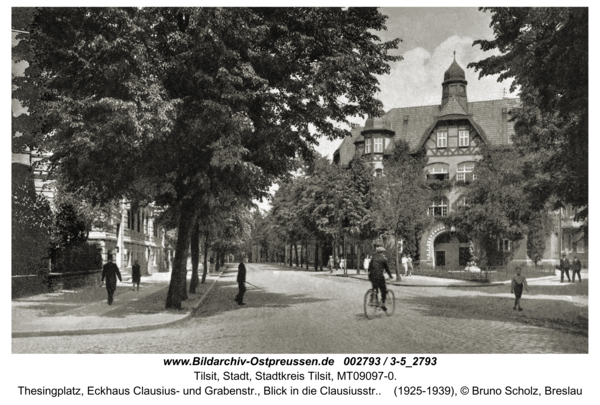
[399,292,588,341]
[12,284,135,316]
[192,280,329,319]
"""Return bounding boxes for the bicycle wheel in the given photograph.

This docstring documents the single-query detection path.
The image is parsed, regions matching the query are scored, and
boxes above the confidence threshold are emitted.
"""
[384,289,395,316]
[364,289,379,319]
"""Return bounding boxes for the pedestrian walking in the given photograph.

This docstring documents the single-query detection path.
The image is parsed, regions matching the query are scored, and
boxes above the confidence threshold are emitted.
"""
[363,255,371,272]
[401,254,409,276]
[559,253,571,282]
[572,256,582,283]
[334,255,340,271]
[131,260,141,292]
[234,259,247,305]
[101,254,122,305]
[510,267,529,311]
[407,256,414,276]
[327,255,334,274]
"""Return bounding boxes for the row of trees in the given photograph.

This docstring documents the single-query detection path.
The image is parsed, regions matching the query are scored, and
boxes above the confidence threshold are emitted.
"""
[255,139,562,276]
[256,142,432,280]
[13,7,401,309]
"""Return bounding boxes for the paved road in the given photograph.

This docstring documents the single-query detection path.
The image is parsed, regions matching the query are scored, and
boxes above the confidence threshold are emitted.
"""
[12,263,587,354]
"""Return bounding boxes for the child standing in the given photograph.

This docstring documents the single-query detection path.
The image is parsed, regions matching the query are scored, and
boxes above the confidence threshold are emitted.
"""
[511,267,530,311]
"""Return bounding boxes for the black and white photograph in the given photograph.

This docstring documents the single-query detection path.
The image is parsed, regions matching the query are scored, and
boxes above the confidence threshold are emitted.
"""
[8,3,594,403]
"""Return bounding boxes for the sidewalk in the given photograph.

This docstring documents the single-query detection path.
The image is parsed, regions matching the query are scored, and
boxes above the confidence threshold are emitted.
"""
[12,267,231,338]
[314,267,589,288]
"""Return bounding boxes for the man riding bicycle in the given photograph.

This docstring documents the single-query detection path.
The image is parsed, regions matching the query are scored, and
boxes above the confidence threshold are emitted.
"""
[368,246,393,311]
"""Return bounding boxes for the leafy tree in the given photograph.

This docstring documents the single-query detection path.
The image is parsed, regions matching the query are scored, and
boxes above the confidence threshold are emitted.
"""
[373,141,431,279]
[469,7,588,217]
[451,145,549,266]
[22,7,400,309]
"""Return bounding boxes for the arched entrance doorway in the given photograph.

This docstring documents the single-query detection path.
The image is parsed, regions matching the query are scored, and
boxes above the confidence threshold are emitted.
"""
[433,231,470,268]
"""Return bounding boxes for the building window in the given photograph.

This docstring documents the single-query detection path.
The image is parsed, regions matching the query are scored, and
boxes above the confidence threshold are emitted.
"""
[577,240,585,253]
[374,138,383,153]
[428,197,448,217]
[458,195,472,207]
[137,209,141,232]
[437,132,447,148]
[457,162,476,182]
[459,130,469,147]
[153,220,159,237]
[498,238,511,252]
[365,138,372,154]
[426,163,449,181]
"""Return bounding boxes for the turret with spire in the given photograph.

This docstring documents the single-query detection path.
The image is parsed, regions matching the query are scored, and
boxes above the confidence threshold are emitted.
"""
[441,52,468,112]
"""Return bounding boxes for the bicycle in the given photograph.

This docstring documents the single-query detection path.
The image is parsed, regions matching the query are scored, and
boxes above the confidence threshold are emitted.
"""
[364,285,395,319]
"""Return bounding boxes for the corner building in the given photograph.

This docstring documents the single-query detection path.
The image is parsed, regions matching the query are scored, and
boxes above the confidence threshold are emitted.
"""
[333,57,574,268]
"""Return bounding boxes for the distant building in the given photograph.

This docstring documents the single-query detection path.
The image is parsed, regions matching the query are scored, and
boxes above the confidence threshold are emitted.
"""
[333,56,587,268]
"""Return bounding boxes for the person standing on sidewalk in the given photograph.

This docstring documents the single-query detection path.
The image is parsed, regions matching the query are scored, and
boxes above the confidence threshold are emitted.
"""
[511,267,529,311]
[327,255,334,274]
[559,253,571,282]
[407,256,414,276]
[101,254,122,305]
[131,260,141,292]
[234,259,247,305]
[401,254,409,276]
[572,256,582,283]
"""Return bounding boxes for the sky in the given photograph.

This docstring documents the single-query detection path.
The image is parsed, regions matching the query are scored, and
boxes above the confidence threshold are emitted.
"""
[314,7,515,162]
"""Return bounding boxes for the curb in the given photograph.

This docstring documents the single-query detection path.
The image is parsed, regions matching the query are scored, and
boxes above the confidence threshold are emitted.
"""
[12,271,225,338]
[333,273,506,288]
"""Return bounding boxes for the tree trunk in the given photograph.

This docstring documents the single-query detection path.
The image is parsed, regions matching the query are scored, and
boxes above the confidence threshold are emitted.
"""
[165,200,196,310]
[314,241,319,271]
[356,242,361,274]
[189,219,200,294]
[343,236,347,275]
[201,229,209,284]
[179,244,190,301]
[395,234,402,282]
[304,243,308,269]
[294,242,299,268]
[289,243,293,267]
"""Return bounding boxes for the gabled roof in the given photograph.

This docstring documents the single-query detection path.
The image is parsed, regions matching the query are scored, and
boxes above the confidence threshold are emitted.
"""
[333,98,520,165]
[415,114,491,149]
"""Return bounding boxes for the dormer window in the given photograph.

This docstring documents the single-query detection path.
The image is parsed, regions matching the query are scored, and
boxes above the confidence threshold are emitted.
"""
[365,138,372,154]
[437,131,447,148]
[374,138,383,153]
[459,130,469,147]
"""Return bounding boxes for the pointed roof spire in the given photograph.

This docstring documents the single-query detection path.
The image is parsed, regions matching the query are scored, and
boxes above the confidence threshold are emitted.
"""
[443,54,466,84]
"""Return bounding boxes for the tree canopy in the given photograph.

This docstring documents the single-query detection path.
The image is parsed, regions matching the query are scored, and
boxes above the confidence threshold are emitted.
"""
[19,7,401,308]
[469,7,588,217]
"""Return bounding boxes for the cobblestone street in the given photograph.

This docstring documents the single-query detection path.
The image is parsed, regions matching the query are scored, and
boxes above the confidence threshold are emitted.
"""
[12,264,588,354]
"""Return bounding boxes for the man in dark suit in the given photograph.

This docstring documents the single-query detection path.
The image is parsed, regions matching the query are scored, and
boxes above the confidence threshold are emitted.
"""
[559,253,571,283]
[101,254,122,305]
[235,259,247,305]
[571,256,582,283]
